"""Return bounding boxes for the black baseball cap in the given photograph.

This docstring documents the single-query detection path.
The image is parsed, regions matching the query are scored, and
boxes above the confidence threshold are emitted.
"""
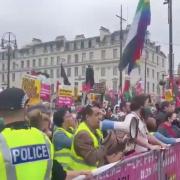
[0,88,29,111]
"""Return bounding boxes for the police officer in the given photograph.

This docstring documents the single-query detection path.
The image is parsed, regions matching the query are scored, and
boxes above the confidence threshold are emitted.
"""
[0,88,54,180]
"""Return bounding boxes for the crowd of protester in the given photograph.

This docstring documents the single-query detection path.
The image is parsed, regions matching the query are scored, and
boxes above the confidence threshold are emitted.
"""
[0,87,180,180]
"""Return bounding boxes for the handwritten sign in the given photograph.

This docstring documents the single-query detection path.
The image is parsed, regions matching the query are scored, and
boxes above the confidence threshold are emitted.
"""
[22,75,41,105]
[40,83,51,102]
[58,86,73,97]
[56,85,73,107]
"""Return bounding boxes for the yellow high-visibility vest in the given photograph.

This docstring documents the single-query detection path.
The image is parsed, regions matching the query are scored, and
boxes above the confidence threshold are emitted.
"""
[53,127,74,171]
[0,127,54,180]
[71,122,103,171]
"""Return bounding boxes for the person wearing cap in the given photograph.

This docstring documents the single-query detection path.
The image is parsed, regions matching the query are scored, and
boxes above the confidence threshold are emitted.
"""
[0,88,54,180]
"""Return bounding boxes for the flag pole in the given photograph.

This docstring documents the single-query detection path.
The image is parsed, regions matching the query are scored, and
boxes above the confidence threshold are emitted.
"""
[116,5,126,93]
[144,50,147,94]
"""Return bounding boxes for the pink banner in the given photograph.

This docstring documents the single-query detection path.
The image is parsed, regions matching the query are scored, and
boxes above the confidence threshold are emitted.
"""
[93,143,180,180]
[40,83,51,102]
[161,144,180,179]
[56,96,73,108]
[94,151,159,180]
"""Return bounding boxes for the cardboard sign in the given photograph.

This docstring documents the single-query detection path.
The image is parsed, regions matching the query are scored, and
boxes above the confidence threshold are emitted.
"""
[93,82,106,94]
[40,83,51,102]
[56,85,73,107]
[22,75,41,105]
[58,86,73,97]
[165,89,173,102]
[56,96,73,107]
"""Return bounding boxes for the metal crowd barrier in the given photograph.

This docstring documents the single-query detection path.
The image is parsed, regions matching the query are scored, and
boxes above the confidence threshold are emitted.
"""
[91,143,180,180]
[74,143,180,180]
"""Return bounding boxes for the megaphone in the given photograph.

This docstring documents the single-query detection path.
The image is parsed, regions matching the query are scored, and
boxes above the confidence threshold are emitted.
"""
[100,117,138,139]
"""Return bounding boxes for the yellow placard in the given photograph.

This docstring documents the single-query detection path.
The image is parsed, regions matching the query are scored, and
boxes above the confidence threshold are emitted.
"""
[58,86,73,97]
[165,89,173,102]
[22,76,41,105]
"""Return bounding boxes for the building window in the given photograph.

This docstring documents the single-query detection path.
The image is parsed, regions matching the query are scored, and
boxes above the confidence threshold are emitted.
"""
[147,82,150,93]
[44,58,48,66]
[101,50,106,60]
[2,53,4,60]
[32,47,36,55]
[27,60,30,68]
[26,49,29,55]
[152,83,155,92]
[75,67,78,77]
[112,79,118,91]
[157,72,159,81]
[33,59,36,67]
[82,53,86,62]
[162,59,165,67]
[50,44,54,52]
[157,85,160,94]
[113,49,118,59]
[82,66,85,76]
[145,50,149,59]
[157,56,159,65]
[12,51,15,59]
[147,68,149,78]
[44,45,47,53]
[88,40,92,48]
[101,67,106,77]
[67,55,71,64]
[75,54,79,63]
[152,53,154,63]
[51,57,54,66]
[152,69,155,79]
[89,52,94,60]
[113,66,118,76]
[2,73,5,82]
[56,69,60,78]
[69,43,74,51]
[21,61,24,68]
[50,69,54,78]
[57,56,60,65]
[13,62,16,70]
[67,68,71,77]
[38,58,42,67]
[2,64,5,71]
[12,73,15,82]
[81,41,84,49]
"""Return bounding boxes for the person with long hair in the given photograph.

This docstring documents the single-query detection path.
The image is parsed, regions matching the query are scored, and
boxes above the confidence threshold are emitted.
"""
[124,95,166,153]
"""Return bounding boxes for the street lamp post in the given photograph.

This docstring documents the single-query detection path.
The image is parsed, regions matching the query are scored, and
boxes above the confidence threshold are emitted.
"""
[1,32,17,88]
[163,0,174,81]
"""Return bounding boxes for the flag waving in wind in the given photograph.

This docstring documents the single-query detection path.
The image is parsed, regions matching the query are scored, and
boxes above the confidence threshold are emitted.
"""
[119,0,151,74]
[61,64,71,85]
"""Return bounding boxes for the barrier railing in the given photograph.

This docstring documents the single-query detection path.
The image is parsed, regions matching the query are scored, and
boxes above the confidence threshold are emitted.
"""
[74,143,180,180]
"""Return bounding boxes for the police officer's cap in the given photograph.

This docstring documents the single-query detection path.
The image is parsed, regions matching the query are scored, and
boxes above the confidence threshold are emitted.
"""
[0,88,29,111]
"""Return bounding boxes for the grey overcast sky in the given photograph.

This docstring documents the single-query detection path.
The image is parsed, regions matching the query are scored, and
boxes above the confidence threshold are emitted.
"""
[0,0,179,71]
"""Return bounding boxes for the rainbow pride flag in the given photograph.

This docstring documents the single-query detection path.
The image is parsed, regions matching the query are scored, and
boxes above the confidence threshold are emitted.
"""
[119,0,151,74]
